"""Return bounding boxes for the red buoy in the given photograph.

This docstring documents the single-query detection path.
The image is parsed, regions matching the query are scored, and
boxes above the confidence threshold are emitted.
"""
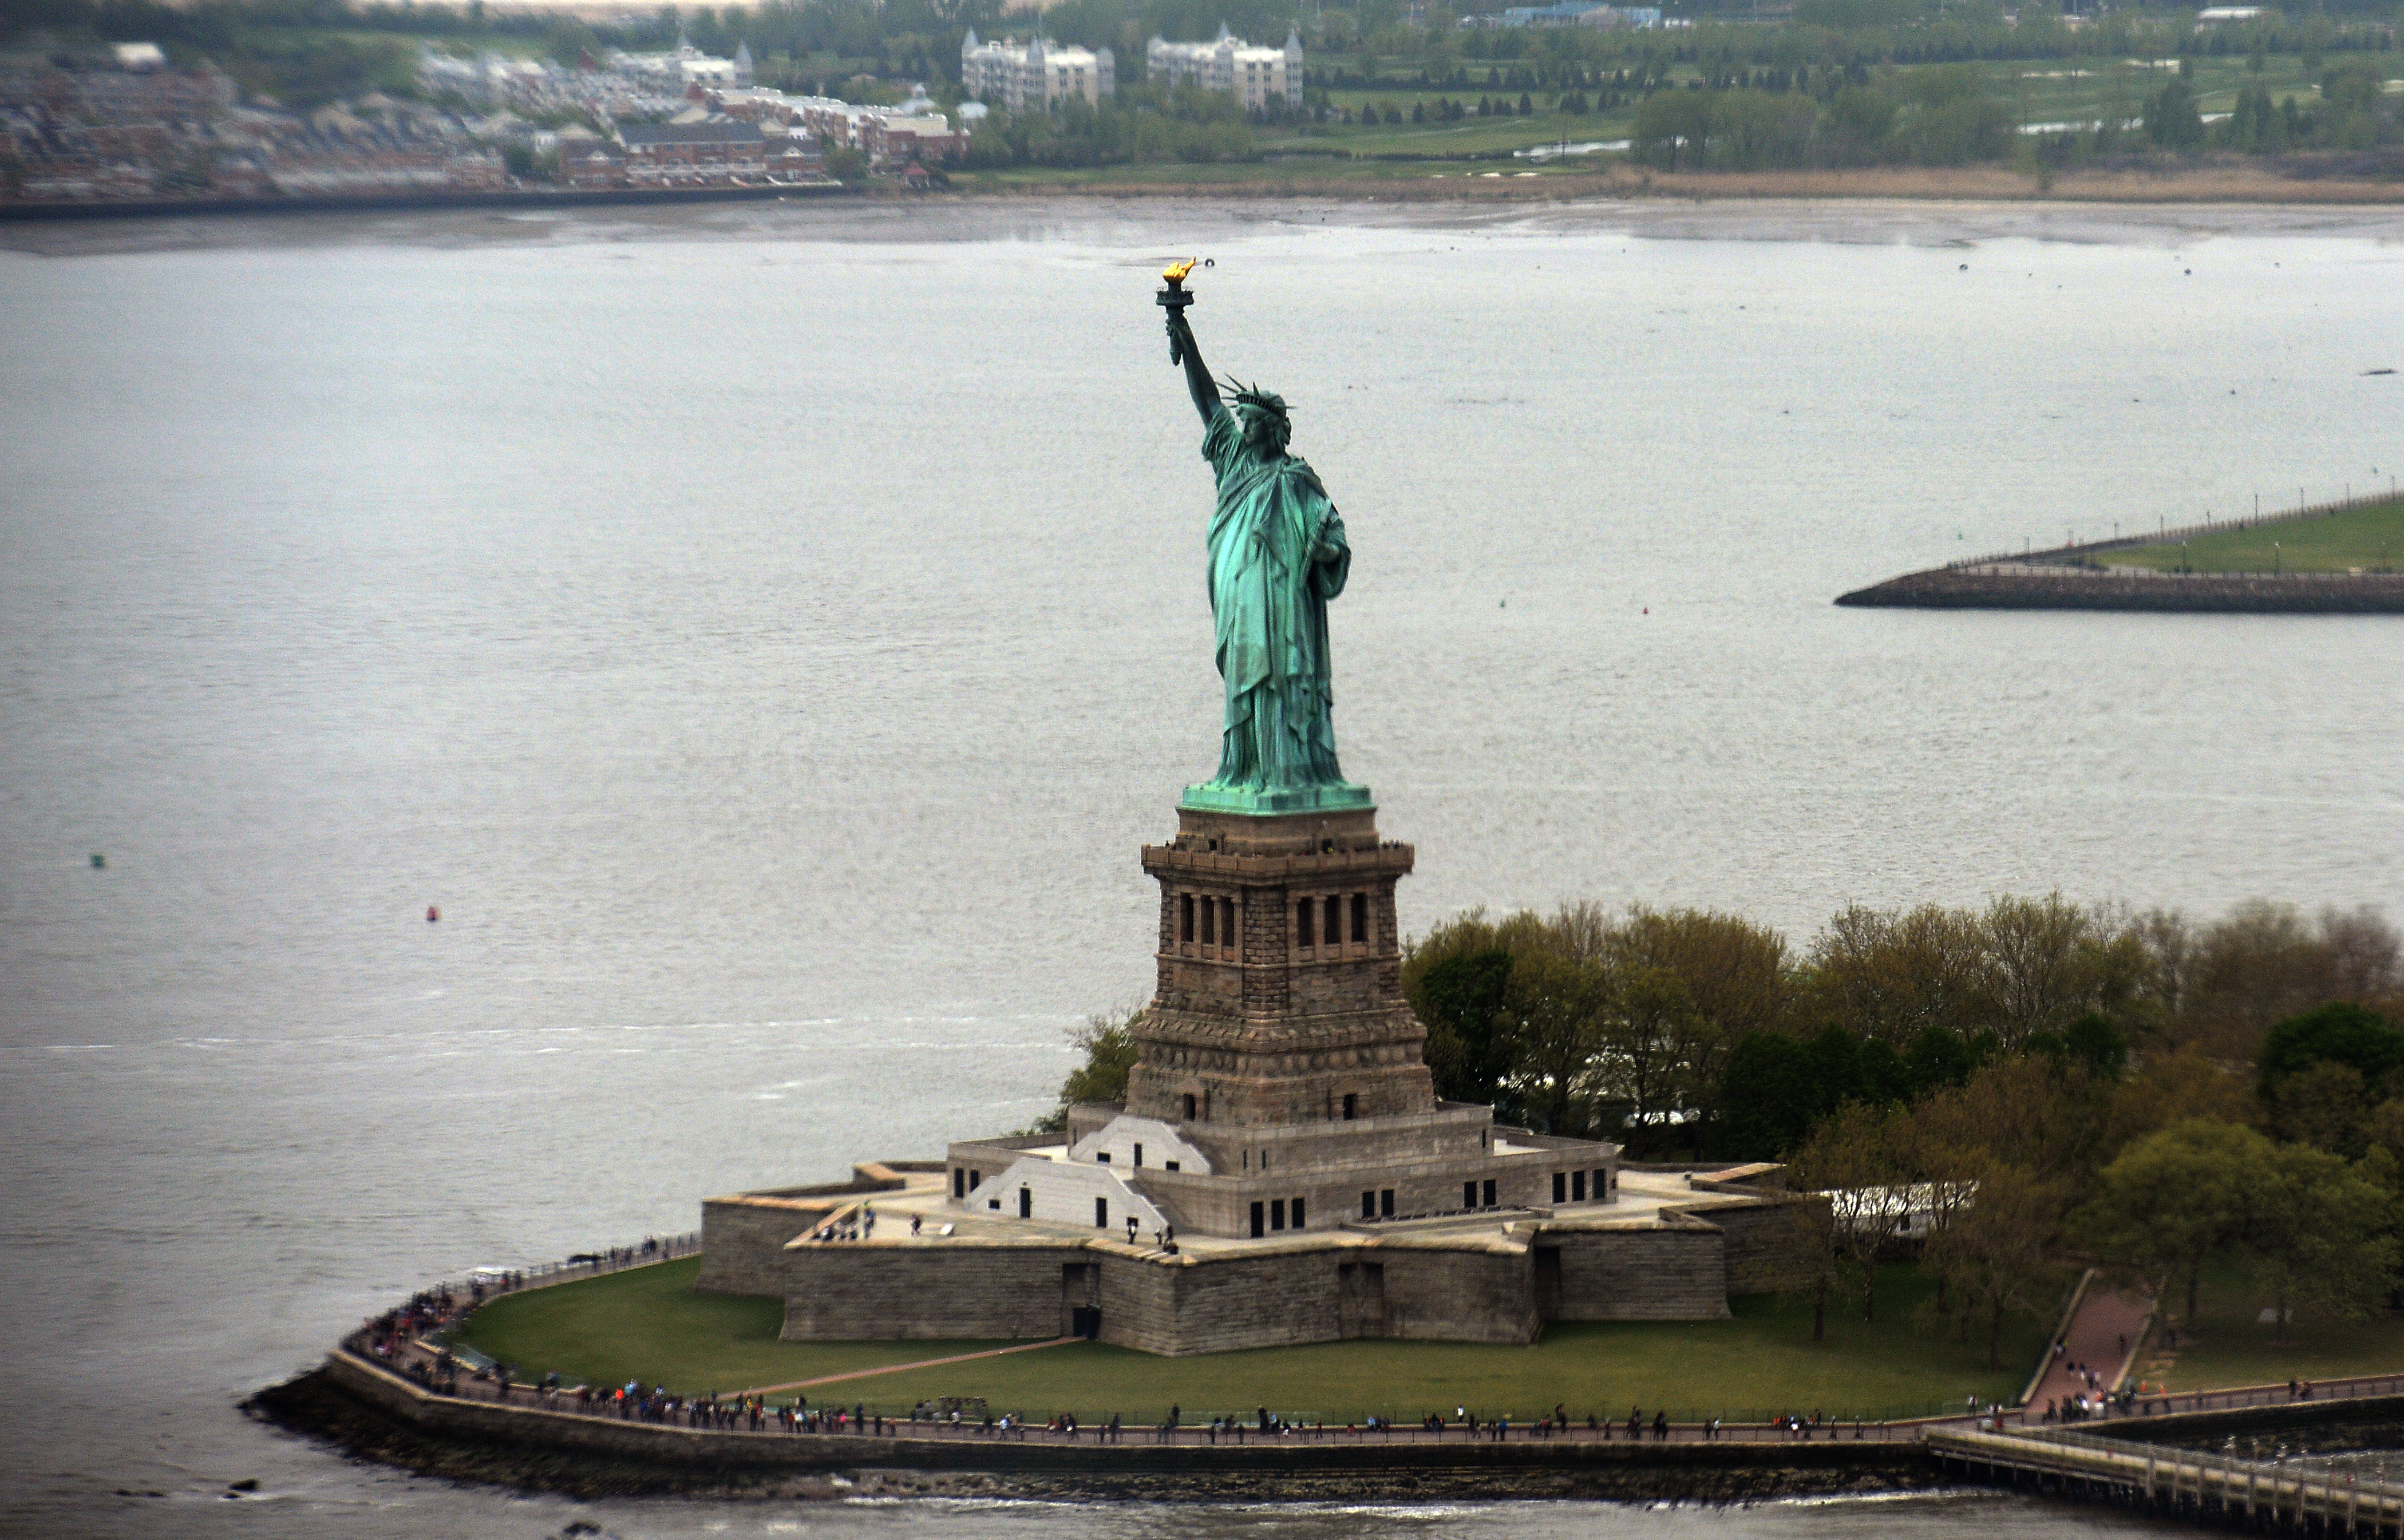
[426,905,440,923]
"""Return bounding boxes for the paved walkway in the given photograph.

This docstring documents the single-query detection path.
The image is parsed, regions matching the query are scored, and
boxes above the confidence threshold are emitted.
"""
[2029,1277,2154,1416]
[729,1337,1080,1399]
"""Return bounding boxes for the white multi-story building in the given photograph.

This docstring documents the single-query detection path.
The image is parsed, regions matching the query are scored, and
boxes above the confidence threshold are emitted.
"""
[958,31,1115,112]
[1146,25,1304,111]
[611,40,753,98]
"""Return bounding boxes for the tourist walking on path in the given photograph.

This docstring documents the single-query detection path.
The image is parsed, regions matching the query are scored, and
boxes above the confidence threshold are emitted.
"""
[2031,1281,2153,1421]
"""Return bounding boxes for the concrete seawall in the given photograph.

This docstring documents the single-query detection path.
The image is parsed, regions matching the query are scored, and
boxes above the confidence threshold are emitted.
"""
[259,1350,1935,1501]
[1836,567,2404,613]
[257,1349,2404,1502]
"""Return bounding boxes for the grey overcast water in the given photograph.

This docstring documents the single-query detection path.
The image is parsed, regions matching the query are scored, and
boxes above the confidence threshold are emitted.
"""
[2,196,2401,1538]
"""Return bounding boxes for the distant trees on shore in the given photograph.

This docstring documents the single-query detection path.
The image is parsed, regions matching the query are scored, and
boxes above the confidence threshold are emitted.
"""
[1403,894,2399,1157]
[1390,893,2401,1356]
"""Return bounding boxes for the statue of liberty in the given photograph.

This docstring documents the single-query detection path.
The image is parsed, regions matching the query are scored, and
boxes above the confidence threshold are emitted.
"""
[1161,264,1371,816]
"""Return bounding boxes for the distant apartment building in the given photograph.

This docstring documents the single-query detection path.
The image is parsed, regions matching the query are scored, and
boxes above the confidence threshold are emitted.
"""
[1145,26,1304,111]
[701,85,967,168]
[959,31,1115,112]
[611,41,753,99]
[615,120,766,182]
[1461,2,1661,25]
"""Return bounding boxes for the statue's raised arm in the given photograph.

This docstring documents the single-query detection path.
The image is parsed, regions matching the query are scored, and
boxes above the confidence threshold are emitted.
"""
[1159,260,1221,427]
[1156,261,1371,818]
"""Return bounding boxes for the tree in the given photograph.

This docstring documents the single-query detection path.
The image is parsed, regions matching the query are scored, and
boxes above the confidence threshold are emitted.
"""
[822,145,869,181]
[2146,75,2205,149]
[1594,960,1691,1142]
[1497,949,1610,1135]
[1791,1102,1905,1324]
[1980,894,2140,1049]
[1923,1160,2070,1369]
[1905,1024,1975,1094]
[1612,906,1793,1145]
[2062,1013,2128,1080]
[1023,1007,1144,1133]
[1414,948,1514,1106]
[1718,1031,1814,1159]
[2239,1140,2394,1342]
[2258,1001,2404,1100]
[1802,903,1988,1047]
[2267,1060,2372,1156]
[2082,1118,2257,1327]
[2178,902,2396,1058]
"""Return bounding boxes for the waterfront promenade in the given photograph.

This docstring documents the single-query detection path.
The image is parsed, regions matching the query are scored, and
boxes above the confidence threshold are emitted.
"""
[345,1250,2404,1455]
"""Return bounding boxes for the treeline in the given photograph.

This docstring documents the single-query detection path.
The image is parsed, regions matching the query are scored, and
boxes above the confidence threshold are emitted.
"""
[1394,894,2403,1361]
[958,85,1255,169]
[18,0,2395,114]
[1399,894,2398,1155]
[1626,64,2014,169]
[2114,60,2404,156]
[1626,57,2401,172]
[1784,1000,2404,1366]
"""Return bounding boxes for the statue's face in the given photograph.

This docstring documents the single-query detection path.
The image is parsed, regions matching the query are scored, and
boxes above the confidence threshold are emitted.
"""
[1239,405,1282,453]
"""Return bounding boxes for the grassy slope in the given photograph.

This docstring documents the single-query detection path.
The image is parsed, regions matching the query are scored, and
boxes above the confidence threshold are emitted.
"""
[461,1257,2048,1423]
[2144,1270,2404,1391]
[456,1258,1003,1395]
[2098,498,2404,574]
[1242,53,2335,166]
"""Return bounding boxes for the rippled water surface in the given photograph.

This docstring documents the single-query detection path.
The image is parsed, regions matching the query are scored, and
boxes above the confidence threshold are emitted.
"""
[3,197,2401,1537]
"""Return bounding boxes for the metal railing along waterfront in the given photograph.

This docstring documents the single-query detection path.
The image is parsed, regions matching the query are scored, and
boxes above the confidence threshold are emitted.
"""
[1938,1422,2404,1532]
[1946,485,2402,574]
[2041,1372,2404,1423]
[344,1230,701,1361]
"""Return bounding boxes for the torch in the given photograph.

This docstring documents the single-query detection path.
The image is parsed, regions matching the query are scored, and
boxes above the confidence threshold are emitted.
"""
[1159,258,1197,365]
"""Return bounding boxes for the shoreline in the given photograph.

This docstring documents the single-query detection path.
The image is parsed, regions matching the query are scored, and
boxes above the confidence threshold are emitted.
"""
[245,1351,1941,1503]
[1836,568,2404,613]
[3,157,2401,227]
[958,160,2404,205]
[247,1343,2404,1504]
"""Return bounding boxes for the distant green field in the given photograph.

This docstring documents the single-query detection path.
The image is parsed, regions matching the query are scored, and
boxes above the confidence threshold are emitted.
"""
[458,1257,2047,1424]
[2144,1269,2404,1392]
[1247,52,2332,165]
[2099,498,2404,574]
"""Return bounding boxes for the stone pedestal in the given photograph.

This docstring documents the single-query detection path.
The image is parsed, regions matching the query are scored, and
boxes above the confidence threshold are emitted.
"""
[1124,804,1436,1129]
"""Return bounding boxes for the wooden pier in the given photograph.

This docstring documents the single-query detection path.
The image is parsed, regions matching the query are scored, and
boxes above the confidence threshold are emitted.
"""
[1930,1426,2404,1535]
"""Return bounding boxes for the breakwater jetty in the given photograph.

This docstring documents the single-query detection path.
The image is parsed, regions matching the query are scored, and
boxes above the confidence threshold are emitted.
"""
[1837,567,2404,613]
[1838,490,2404,613]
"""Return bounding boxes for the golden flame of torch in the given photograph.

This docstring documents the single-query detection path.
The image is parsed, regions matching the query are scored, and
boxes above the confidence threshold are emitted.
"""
[1163,258,1197,284]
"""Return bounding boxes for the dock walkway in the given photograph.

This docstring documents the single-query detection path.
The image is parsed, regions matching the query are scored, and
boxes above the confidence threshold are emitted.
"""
[1931,1424,2404,1534]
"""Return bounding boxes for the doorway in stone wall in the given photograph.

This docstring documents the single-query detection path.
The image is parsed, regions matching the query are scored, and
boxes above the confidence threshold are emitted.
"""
[1533,1245,1563,1321]
[1337,1260,1385,1338]
[1061,1262,1100,1339]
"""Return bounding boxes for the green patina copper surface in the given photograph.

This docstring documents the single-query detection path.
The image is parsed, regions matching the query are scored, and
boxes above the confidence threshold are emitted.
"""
[1162,278,1372,817]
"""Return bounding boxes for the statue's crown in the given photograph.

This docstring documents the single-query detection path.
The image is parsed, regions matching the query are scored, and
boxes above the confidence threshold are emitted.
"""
[1223,377,1288,419]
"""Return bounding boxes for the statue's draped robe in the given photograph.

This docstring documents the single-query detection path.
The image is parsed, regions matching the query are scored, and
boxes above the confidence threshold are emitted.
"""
[1199,403,1351,792]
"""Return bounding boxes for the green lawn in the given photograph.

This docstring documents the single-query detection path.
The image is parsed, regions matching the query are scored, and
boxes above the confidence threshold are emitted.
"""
[458,1257,2048,1426]
[2099,498,2404,575]
[2145,1271,2404,1392]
